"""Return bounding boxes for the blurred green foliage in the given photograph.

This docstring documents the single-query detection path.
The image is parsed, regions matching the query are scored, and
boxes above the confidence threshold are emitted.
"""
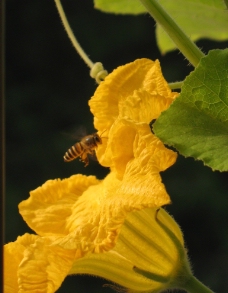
[6,0,228,292]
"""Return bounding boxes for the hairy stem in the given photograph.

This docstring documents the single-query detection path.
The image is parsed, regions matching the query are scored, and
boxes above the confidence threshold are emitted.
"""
[139,0,205,67]
[181,275,215,293]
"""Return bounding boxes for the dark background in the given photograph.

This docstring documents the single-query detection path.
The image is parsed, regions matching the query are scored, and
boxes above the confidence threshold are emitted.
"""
[5,0,228,292]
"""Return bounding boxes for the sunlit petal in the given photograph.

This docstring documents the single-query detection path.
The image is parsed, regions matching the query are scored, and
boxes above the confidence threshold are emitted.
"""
[19,175,100,236]
[4,234,76,293]
[4,234,38,293]
[18,237,75,293]
[89,58,177,131]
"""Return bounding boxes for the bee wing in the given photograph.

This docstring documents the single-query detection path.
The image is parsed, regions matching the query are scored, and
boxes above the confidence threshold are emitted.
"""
[62,125,88,139]
[73,125,88,140]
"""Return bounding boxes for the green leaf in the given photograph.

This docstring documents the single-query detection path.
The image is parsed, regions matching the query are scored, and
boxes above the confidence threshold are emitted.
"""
[153,49,228,172]
[95,0,228,52]
[94,0,146,14]
[156,0,228,53]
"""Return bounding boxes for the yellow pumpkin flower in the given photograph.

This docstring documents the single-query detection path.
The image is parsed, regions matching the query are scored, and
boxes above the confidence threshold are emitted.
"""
[5,59,187,293]
[18,58,178,255]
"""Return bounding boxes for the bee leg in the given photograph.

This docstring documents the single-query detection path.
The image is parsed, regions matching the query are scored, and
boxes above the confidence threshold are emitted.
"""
[87,149,95,155]
[80,153,89,167]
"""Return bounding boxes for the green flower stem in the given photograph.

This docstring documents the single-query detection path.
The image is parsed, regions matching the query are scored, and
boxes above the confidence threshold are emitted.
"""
[181,275,215,293]
[168,81,183,90]
[54,0,94,69]
[139,0,205,67]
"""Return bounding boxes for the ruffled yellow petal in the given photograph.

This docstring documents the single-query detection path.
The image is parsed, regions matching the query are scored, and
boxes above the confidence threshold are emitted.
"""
[119,89,177,123]
[4,234,76,293]
[19,165,170,256]
[18,237,75,293]
[19,174,100,236]
[89,58,177,131]
[97,117,177,175]
[4,234,38,293]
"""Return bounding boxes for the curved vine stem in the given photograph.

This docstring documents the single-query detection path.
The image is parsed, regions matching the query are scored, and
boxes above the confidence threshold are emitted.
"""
[54,0,93,68]
[139,0,205,67]
[54,0,108,83]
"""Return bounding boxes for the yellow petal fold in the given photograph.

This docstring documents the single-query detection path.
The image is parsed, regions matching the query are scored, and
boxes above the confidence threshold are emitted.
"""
[19,166,170,257]
[119,89,176,123]
[4,233,76,293]
[89,58,178,171]
[4,234,38,293]
[18,237,75,293]
[102,118,177,177]
[89,58,177,131]
[19,175,100,236]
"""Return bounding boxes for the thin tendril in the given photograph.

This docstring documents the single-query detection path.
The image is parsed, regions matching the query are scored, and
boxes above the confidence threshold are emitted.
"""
[54,0,108,83]
[54,0,93,68]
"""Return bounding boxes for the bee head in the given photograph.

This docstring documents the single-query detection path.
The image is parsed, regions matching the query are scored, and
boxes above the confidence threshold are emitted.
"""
[96,129,108,144]
[95,133,102,144]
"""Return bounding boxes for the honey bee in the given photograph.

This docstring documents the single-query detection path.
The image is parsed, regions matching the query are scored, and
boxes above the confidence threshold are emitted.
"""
[63,132,103,167]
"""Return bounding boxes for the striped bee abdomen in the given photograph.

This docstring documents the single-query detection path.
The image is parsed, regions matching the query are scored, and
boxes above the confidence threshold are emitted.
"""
[64,143,84,162]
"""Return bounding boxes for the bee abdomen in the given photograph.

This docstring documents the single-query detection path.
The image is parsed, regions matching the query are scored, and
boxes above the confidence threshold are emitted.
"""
[64,143,83,162]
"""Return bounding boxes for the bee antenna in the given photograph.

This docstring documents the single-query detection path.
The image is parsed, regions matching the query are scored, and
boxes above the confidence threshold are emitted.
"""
[99,129,107,138]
